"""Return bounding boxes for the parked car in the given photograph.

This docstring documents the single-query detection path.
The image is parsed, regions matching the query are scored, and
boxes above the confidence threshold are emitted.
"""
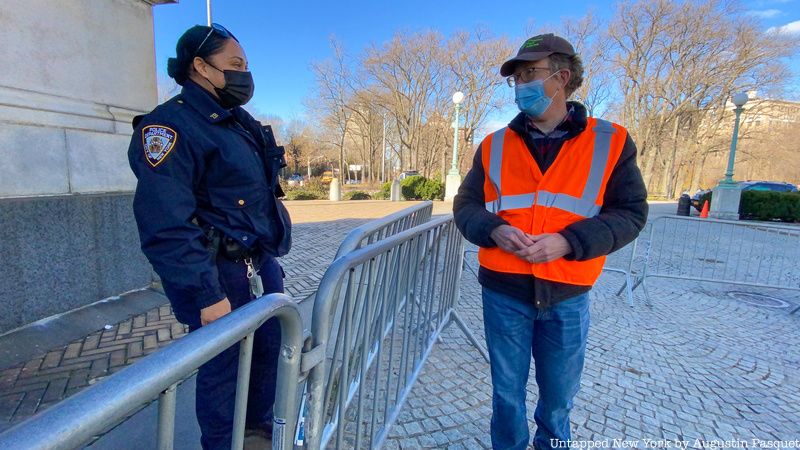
[690,189,710,211]
[738,180,798,193]
[691,181,798,211]
[286,173,303,187]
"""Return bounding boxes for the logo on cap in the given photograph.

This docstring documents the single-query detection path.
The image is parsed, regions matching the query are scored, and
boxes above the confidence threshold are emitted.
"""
[521,37,544,50]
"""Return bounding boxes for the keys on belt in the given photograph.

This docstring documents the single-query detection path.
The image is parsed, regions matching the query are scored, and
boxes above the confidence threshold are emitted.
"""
[203,226,264,297]
[245,257,264,298]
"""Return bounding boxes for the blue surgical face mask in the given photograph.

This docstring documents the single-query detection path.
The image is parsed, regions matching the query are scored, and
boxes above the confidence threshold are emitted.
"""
[514,72,559,118]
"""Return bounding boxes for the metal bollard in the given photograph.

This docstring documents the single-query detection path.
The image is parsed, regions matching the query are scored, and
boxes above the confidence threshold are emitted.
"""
[329,178,341,201]
[390,179,401,201]
[677,194,691,216]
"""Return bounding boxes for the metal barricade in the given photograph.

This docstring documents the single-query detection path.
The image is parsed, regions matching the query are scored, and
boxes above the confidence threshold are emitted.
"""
[334,201,433,259]
[302,215,486,449]
[0,293,303,450]
[604,221,653,306]
[603,238,638,306]
[631,216,800,301]
[462,229,646,307]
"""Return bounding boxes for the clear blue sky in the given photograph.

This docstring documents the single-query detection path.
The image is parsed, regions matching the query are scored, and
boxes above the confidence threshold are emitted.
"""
[153,0,800,122]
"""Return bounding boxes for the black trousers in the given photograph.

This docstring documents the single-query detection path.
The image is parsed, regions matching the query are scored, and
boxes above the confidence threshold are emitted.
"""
[191,256,284,450]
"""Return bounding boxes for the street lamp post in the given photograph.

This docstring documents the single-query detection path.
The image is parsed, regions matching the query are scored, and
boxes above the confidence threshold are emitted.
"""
[710,92,749,220]
[444,91,465,201]
[721,92,749,185]
[307,154,324,179]
[381,113,387,183]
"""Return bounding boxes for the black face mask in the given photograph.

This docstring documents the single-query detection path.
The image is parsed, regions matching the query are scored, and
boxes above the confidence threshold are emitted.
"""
[203,61,255,109]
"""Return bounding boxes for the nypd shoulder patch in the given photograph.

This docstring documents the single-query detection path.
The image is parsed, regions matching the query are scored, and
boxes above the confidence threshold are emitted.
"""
[142,125,178,168]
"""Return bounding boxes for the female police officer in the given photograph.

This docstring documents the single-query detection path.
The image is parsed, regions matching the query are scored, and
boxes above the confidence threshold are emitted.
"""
[127,24,290,449]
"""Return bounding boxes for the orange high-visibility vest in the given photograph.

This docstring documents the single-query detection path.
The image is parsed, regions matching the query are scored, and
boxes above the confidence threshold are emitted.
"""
[478,118,627,286]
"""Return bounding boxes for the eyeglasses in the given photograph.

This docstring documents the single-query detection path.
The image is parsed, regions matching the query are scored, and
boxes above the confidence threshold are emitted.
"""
[193,23,237,57]
[506,66,552,87]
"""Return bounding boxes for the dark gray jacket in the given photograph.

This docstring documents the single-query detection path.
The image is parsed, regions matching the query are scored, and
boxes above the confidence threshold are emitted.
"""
[453,103,648,307]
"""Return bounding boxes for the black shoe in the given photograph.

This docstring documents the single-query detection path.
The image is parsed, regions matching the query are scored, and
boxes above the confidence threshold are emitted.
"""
[244,423,272,450]
[245,421,273,439]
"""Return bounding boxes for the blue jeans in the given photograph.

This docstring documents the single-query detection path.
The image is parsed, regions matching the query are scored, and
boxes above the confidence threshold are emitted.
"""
[482,287,590,450]
[190,256,285,450]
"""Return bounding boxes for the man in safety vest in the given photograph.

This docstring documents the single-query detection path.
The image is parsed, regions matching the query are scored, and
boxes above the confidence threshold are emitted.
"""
[453,34,648,450]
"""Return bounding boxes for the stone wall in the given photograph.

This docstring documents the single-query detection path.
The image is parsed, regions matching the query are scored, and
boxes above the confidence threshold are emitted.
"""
[0,194,152,333]
[0,0,175,333]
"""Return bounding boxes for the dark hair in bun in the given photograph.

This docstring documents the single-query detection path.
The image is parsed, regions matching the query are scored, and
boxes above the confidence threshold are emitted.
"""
[166,25,230,86]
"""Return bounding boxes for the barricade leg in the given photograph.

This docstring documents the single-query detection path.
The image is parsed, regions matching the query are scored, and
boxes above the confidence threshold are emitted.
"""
[447,311,490,363]
[616,275,635,307]
[640,277,652,306]
[462,249,480,280]
[157,383,178,450]
[231,332,255,450]
[272,305,304,450]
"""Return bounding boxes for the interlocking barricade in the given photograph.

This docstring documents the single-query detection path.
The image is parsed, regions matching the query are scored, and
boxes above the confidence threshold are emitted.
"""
[302,215,482,449]
[334,201,433,260]
[632,216,800,300]
[463,223,650,307]
[602,237,638,305]
[603,221,652,306]
[0,293,303,450]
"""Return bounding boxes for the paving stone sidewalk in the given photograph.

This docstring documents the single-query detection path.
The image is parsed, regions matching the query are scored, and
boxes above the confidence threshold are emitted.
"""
[4,200,799,448]
[0,218,368,432]
[383,248,800,449]
[0,200,451,432]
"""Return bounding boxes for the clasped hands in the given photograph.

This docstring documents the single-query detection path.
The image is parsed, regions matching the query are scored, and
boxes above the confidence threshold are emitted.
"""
[489,225,572,263]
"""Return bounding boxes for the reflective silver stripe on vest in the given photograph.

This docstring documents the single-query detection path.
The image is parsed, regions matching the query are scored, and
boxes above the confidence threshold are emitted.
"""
[489,192,599,216]
[537,190,601,217]
[582,119,615,206]
[485,127,506,213]
[495,193,536,211]
[484,120,615,217]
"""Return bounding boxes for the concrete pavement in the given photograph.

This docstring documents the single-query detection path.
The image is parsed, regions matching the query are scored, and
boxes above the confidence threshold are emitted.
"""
[383,247,800,448]
[0,200,442,433]
[3,199,799,449]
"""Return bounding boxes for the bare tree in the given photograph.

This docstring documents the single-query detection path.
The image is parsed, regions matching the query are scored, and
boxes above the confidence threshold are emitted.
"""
[312,37,353,180]
[608,0,797,197]
[445,29,514,172]
[561,12,614,117]
[342,89,388,183]
[281,118,311,175]
[362,31,447,171]
[303,1,798,193]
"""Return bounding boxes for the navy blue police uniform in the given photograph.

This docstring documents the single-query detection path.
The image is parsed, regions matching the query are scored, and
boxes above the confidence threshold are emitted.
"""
[128,79,291,450]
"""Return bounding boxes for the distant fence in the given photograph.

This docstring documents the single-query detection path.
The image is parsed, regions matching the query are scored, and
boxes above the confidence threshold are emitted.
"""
[631,216,800,301]
[604,222,654,306]
[462,230,645,307]
[458,215,798,309]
